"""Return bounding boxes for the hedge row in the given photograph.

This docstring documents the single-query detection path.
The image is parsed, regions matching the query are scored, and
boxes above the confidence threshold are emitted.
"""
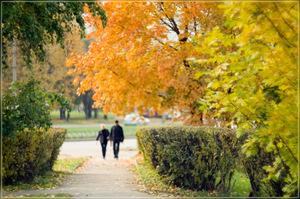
[2,128,67,185]
[136,126,288,196]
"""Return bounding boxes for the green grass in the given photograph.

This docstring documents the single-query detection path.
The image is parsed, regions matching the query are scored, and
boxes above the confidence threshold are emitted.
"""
[51,110,167,139]
[65,125,138,139]
[51,110,116,124]
[230,170,251,196]
[51,110,166,125]
[133,158,251,197]
[3,158,87,192]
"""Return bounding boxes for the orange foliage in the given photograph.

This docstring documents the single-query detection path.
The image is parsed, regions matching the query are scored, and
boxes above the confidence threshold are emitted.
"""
[67,2,224,124]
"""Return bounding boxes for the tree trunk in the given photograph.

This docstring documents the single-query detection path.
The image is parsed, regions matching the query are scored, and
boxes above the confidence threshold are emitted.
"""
[12,38,17,82]
[60,108,66,120]
[84,106,89,120]
[104,114,108,120]
[94,108,98,119]
[66,112,70,122]
[82,89,94,120]
[88,106,92,119]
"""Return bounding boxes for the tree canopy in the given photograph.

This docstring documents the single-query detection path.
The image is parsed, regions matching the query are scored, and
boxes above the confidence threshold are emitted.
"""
[2,1,107,68]
[194,2,298,196]
[67,2,224,124]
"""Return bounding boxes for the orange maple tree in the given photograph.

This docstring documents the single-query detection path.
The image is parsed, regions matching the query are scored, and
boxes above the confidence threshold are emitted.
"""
[67,2,224,124]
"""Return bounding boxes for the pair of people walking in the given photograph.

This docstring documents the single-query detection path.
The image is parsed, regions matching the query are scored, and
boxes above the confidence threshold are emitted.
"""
[96,120,124,159]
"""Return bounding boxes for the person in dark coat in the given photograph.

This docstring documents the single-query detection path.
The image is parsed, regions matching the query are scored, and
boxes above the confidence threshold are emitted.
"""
[110,120,124,159]
[96,124,110,159]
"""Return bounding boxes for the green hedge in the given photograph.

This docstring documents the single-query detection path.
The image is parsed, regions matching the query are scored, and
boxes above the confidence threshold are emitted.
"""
[2,128,67,185]
[137,126,241,192]
[136,126,288,196]
[240,142,286,197]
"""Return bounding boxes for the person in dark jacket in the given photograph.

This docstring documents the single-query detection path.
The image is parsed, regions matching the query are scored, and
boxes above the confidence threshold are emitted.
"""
[110,120,124,159]
[96,124,110,159]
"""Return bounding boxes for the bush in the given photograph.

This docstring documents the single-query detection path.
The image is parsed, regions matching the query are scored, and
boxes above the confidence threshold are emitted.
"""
[239,138,288,197]
[136,126,241,192]
[136,126,290,196]
[2,79,72,138]
[2,128,67,185]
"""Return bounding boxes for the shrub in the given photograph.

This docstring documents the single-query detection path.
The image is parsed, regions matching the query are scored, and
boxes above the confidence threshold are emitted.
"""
[136,126,240,192]
[2,128,67,185]
[238,136,288,197]
[2,79,72,138]
[136,126,290,196]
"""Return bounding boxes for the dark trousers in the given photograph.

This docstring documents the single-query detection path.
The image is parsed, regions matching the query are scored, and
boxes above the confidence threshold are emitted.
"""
[113,140,120,158]
[101,142,107,158]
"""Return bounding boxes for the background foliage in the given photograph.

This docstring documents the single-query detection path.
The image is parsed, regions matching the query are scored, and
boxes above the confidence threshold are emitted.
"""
[2,25,88,120]
[2,1,106,68]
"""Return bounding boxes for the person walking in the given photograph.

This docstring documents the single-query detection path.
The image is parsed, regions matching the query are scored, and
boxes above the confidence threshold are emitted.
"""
[96,124,110,159]
[110,120,124,159]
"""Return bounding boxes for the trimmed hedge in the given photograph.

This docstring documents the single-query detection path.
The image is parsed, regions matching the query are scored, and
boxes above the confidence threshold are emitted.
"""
[136,126,288,196]
[2,128,67,185]
[240,143,286,197]
[136,126,241,192]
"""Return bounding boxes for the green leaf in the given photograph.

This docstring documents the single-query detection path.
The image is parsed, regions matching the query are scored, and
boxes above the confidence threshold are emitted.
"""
[236,128,244,138]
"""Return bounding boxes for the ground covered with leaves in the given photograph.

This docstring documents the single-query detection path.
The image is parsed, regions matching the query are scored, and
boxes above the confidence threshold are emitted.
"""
[5,193,73,198]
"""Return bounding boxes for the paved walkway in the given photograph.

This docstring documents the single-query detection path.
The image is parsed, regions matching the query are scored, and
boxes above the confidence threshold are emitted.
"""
[3,139,158,198]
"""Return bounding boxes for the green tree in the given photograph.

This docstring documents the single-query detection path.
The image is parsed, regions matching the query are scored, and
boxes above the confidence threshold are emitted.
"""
[2,79,72,138]
[2,27,87,120]
[2,1,107,68]
[195,2,298,196]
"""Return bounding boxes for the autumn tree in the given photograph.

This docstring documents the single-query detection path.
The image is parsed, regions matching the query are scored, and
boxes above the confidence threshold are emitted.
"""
[67,2,224,124]
[194,2,298,196]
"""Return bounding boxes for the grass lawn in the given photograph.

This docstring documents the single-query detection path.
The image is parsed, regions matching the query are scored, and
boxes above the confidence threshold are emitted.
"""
[51,110,169,139]
[51,110,165,125]
[133,155,252,197]
[65,125,138,139]
[51,110,116,124]
[3,158,87,192]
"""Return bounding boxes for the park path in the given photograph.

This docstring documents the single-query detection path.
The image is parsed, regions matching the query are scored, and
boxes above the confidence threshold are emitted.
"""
[3,139,158,198]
